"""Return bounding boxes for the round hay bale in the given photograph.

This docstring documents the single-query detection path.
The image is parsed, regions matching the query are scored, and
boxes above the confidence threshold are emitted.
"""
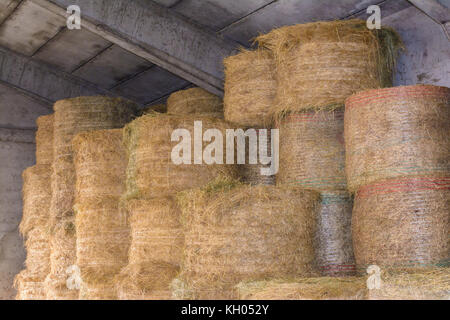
[20,165,52,236]
[79,279,117,300]
[256,19,402,113]
[35,114,54,165]
[123,114,239,199]
[238,128,276,186]
[167,88,223,118]
[44,274,79,300]
[115,262,179,300]
[352,177,450,270]
[23,227,50,278]
[276,108,346,191]
[316,192,356,276]
[176,178,320,299]
[143,104,166,114]
[237,277,367,300]
[224,49,275,127]
[14,270,47,300]
[368,267,449,300]
[345,85,450,192]
[124,197,183,267]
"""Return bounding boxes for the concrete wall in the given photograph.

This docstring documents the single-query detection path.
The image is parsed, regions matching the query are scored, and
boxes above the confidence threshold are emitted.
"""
[0,85,50,299]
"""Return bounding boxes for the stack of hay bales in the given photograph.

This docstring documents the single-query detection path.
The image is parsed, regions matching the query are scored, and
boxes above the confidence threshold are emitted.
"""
[224,49,276,185]
[253,19,402,277]
[117,114,239,300]
[15,115,54,300]
[237,277,367,300]
[72,129,130,300]
[45,97,137,300]
[346,85,450,281]
[167,87,223,118]
[173,178,320,300]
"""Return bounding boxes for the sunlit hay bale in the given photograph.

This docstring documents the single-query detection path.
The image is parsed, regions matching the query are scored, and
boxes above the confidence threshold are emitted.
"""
[368,267,450,300]
[23,227,50,279]
[123,114,239,199]
[35,114,54,165]
[175,177,320,299]
[345,85,450,192]
[255,19,402,114]
[20,165,51,236]
[14,270,47,300]
[167,87,223,118]
[316,192,356,276]
[79,278,117,300]
[237,277,367,300]
[352,177,450,271]
[276,108,346,191]
[224,49,276,127]
[116,262,179,300]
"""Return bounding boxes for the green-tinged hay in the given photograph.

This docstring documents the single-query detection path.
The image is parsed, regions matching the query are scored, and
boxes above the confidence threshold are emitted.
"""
[176,177,320,300]
[79,278,117,300]
[237,277,367,300]
[14,270,47,300]
[167,87,223,118]
[224,49,276,127]
[237,128,276,186]
[115,262,179,300]
[255,19,402,115]
[35,114,54,165]
[142,104,167,114]
[72,129,127,203]
[368,267,450,300]
[352,177,450,270]
[20,165,52,235]
[345,85,450,192]
[276,108,346,191]
[124,197,184,267]
[316,192,356,276]
[123,114,239,199]
[23,226,50,278]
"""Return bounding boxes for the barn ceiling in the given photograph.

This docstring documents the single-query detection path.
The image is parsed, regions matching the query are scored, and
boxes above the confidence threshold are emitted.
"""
[0,0,447,111]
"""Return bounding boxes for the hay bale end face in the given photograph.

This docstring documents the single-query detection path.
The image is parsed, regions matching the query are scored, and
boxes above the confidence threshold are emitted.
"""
[176,178,320,299]
[345,85,450,192]
[352,177,450,270]
[167,87,223,118]
[256,19,402,114]
[224,49,276,127]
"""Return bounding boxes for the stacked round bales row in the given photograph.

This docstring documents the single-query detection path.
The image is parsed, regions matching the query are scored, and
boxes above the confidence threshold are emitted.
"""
[117,113,239,300]
[15,115,54,300]
[72,129,130,300]
[173,178,320,300]
[224,49,276,185]
[346,85,450,272]
[46,97,137,300]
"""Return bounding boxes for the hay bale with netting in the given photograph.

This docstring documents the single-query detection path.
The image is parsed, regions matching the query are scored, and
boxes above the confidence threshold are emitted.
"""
[167,88,223,118]
[345,85,450,192]
[14,270,47,300]
[224,49,276,127]
[237,277,367,300]
[237,128,276,186]
[276,108,346,191]
[352,177,450,270]
[316,192,356,276]
[255,19,402,114]
[20,165,52,236]
[368,267,450,300]
[116,262,179,300]
[175,177,320,299]
[35,114,54,165]
[123,114,239,199]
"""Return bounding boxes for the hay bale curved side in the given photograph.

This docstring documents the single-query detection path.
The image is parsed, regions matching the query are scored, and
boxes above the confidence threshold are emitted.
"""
[224,49,276,127]
[35,114,54,165]
[256,19,402,114]
[167,88,223,118]
[352,177,450,270]
[277,109,346,191]
[316,192,355,276]
[345,85,450,192]
[123,114,239,199]
[176,178,320,299]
